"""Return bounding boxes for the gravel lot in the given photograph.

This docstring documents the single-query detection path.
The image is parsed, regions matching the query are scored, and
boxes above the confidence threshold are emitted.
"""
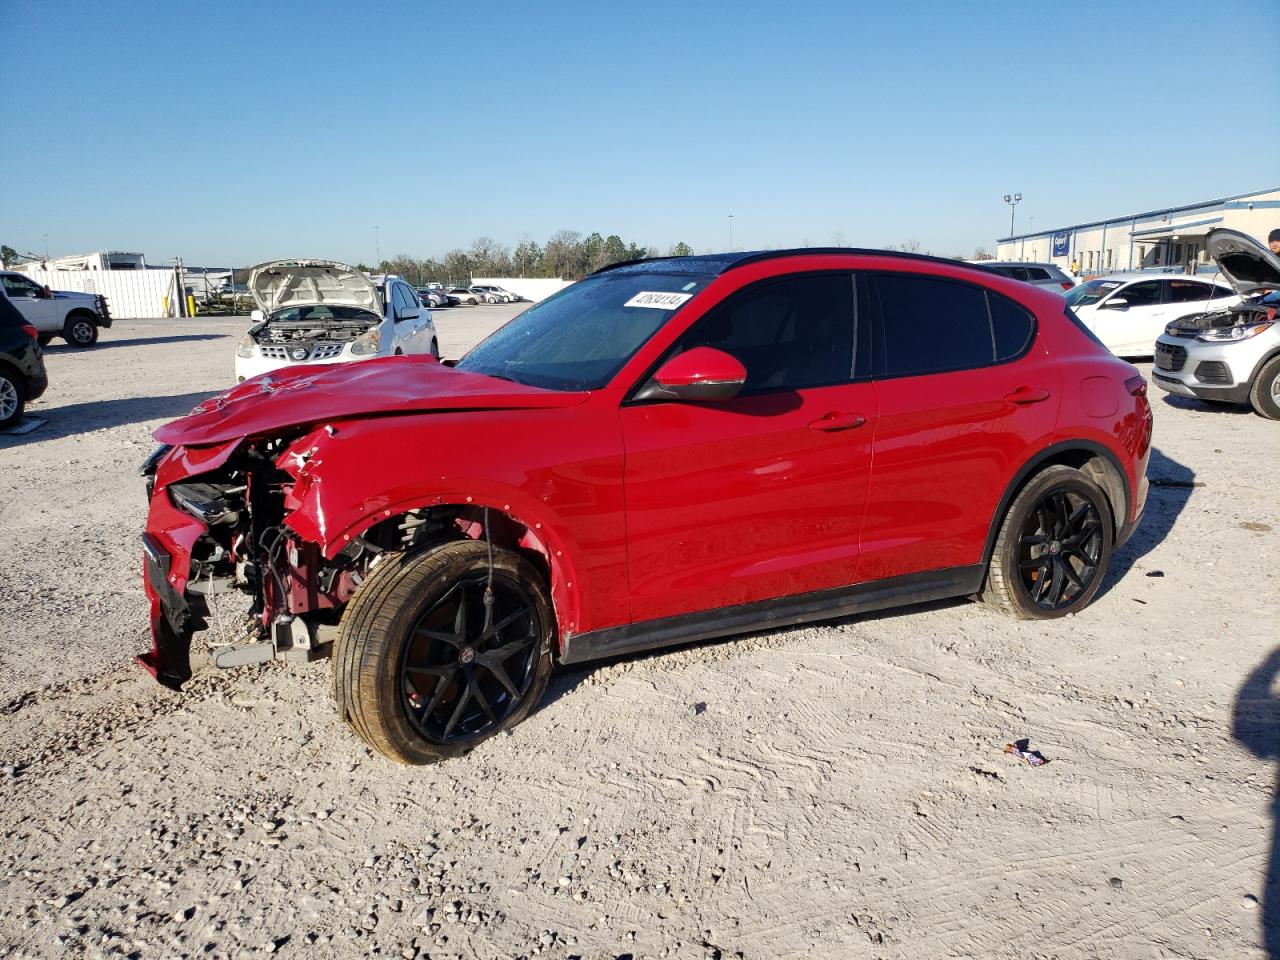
[1,307,1277,959]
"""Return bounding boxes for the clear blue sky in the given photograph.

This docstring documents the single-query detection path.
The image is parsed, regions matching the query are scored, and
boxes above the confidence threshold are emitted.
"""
[4,0,1278,266]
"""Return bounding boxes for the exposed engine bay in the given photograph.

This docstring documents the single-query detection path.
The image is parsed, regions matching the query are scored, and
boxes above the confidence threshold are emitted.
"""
[253,319,376,345]
[1165,297,1278,336]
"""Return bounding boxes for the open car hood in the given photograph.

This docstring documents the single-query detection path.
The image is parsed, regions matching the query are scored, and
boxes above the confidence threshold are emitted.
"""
[1205,228,1280,297]
[248,259,381,315]
[154,357,588,447]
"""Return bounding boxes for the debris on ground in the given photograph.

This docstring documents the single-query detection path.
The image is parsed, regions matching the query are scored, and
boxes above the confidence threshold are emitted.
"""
[1003,739,1049,767]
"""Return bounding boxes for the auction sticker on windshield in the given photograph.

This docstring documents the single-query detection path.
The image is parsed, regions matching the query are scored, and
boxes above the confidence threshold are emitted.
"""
[624,291,694,310]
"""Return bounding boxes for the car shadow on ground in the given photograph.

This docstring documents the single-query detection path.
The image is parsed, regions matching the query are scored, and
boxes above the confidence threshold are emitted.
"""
[43,334,230,352]
[1234,647,1280,957]
[1160,393,1255,416]
[1100,445,1195,597]
[538,596,967,715]
[0,391,218,447]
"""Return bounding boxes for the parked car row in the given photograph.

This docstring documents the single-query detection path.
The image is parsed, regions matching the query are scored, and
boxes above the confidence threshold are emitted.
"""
[418,283,524,308]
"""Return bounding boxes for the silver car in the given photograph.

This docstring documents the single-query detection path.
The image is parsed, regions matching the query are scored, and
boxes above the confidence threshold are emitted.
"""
[979,261,1075,292]
[1152,228,1280,419]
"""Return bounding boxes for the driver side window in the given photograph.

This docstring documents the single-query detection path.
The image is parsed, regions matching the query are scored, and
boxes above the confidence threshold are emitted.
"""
[393,284,417,318]
[2,274,40,297]
[670,273,856,394]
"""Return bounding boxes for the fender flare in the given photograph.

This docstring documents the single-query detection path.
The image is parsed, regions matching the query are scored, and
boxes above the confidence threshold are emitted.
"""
[981,439,1131,566]
[312,494,588,640]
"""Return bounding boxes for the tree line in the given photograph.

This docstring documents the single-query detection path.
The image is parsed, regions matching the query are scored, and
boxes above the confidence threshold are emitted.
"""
[366,232,695,286]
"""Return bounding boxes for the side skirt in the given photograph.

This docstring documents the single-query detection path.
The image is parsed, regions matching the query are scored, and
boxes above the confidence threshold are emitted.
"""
[559,564,986,666]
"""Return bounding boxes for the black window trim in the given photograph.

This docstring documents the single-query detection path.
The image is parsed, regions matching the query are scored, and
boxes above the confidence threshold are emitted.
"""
[867,270,1039,382]
[622,269,866,405]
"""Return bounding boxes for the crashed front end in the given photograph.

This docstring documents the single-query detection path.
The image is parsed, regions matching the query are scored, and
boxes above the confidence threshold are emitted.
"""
[137,427,370,689]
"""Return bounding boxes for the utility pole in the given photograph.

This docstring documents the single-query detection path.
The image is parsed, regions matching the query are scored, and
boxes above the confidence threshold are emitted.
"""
[728,214,734,251]
[374,226,381,267]
[1003,194,1022,240]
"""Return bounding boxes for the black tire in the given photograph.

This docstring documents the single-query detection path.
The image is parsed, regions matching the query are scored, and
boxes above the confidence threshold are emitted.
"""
[1249,355,1280,420]
[0,368,25,430]
[63,312,99,347]
[429,338,439,358]
[332,540,555,764]
[981,465,1114,619]
[36,334,53,347]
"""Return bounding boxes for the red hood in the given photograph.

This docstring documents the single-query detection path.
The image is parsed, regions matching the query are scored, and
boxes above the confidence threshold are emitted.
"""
[155,355,588,447]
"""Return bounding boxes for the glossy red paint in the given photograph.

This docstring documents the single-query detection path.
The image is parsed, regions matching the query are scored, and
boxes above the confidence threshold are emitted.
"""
[652,346,747,388]
[154,354,583,448]
[140,250,1150,683]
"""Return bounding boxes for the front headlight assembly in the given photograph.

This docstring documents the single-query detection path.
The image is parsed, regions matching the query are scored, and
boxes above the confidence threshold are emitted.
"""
[236,334,257,358]
[350,329,381,356]
[1197,321,1274,343]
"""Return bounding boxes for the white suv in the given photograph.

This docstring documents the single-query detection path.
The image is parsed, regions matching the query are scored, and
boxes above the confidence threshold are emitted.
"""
[1153,229,1280,419]
[234,260,438,382]
[0,270,112,347]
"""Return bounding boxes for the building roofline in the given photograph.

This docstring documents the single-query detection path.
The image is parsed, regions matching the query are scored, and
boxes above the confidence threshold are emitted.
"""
[996,185,1280,243]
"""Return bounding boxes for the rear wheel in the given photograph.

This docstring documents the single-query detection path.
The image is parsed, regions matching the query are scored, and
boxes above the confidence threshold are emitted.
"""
[63,312,98,347]
[0,369,25,429]
[982,465,1114,619]
[36,333,53,347]
[429,338,439,358]
[1249,355,1280,420]
[332,540,555,764]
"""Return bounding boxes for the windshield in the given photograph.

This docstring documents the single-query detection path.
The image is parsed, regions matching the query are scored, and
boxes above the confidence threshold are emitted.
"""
[1064,279,1125,308]
[456,272,711,390]
[270,304,379,323]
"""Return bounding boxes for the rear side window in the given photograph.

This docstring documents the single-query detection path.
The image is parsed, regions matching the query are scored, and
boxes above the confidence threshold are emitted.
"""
[673,273,855,393]
[1212,285,1236,299]
[1166,280,1211,304]
[1116,280,1161,307]
[1025,267,1051,281]
[873,273,1035,377]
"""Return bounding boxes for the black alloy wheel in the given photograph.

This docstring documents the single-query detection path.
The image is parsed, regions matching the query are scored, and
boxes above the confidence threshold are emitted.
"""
[332,540,554,764]
[1016,489,1104,611]
[398,574,540,744]
[982,464,1114,620]
[64,314,98,347]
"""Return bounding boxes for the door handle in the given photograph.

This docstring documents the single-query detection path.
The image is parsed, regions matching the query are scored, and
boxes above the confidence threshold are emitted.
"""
[1004,386,1050,404]
[807,411,867,431]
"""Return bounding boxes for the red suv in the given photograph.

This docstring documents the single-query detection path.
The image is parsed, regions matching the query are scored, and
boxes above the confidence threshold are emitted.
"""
[141,250,1151,763]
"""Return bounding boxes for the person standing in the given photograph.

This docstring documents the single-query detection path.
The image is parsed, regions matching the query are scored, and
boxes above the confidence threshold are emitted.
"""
[1268,228,1280,255]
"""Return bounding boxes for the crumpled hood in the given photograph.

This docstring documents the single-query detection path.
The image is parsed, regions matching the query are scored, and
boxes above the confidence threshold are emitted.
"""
[1205,228,1280,297]
[249,258,381,315]
[154,356,588,447]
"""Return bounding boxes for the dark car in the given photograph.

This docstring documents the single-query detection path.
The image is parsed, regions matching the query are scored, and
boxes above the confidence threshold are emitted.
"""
[140,248,1151,764]
[0,290,50,429]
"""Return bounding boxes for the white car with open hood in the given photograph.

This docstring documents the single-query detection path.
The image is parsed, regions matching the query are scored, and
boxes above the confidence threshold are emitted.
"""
[234,260,438,382]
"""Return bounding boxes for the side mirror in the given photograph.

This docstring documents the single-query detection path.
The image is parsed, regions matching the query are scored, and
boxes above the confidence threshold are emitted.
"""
[39,285,53,299]
[250,309,264,323]
[640,347,747,402]
[397,307,419,322]
[1101,297,1129,310]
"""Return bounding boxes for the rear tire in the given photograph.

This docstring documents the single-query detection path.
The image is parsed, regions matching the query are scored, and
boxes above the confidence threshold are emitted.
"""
[63,312,98,347]
[1249,355,1280,420]
[982,465,1114,619]
[332,541,555,764]
[0,369,25,430]
[36,334,53,347]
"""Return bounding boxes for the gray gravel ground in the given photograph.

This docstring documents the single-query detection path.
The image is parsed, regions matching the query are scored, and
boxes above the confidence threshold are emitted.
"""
[0,308,1277,959]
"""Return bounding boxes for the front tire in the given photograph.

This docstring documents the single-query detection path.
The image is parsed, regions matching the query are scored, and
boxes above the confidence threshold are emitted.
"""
[0,369,25,429]
[982,465,1114,619]
[1249,355,1280,420]
[63,312,99,347]
[332,541,555,764]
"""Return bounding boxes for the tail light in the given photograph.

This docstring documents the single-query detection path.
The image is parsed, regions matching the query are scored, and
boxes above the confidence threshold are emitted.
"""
[1060,281,1073,291]
[1125,375,1147,398]
[20,324,39,341]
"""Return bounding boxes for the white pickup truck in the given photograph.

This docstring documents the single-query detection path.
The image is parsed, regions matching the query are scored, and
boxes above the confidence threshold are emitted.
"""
[0,271,112,347]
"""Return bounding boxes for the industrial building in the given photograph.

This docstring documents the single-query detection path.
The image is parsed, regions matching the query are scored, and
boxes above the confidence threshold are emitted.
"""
[995,186,1280,276]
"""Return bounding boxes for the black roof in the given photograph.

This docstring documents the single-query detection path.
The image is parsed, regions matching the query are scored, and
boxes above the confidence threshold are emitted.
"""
[592,247,986,277]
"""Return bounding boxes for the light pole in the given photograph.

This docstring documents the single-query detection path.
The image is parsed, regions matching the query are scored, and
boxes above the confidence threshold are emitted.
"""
[1002,194,1022,240]
[374,226,381,267]
[728,214,734,251]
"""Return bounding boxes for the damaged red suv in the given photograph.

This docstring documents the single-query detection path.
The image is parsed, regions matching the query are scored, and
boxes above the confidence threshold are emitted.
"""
[141,250,1151,763]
